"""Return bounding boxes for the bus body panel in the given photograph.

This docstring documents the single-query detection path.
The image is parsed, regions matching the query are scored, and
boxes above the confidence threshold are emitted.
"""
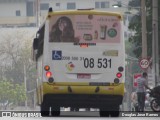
[34,10,125,111]
[43,43,124,84]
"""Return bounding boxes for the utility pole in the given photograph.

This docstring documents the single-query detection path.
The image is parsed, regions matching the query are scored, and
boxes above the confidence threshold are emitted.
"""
[36,0,40,27]
[152,0,159,86]
[24,64,27,109]
[141,0,147,58]
[128,61,133,111]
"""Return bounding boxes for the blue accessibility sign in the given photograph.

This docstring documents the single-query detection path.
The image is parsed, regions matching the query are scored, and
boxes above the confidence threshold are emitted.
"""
[52,50,62,60]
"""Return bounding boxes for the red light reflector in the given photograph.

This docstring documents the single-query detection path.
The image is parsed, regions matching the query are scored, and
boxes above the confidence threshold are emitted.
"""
[116,72,122,78]
[44,65,50,71]
[80,44,88,48]
[77,73,91,79]
[46,71,52,78]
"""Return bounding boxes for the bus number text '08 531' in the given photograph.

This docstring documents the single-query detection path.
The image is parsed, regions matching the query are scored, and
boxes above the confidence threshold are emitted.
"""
[83,58,111,68]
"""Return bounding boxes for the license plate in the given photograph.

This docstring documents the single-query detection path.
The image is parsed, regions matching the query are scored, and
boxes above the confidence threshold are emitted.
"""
[77,74,91,79]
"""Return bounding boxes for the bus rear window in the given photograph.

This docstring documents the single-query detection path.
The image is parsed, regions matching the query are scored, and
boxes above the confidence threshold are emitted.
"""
[49,15,121,43]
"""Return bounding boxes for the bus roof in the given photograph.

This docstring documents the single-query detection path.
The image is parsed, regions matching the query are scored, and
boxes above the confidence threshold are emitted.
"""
[47,9,123,20]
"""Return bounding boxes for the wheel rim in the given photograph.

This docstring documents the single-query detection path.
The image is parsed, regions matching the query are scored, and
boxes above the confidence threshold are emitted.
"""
[151,99,160,111]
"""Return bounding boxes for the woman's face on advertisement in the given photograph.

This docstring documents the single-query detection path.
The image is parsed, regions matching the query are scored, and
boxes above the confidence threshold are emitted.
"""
[58,19,67,31]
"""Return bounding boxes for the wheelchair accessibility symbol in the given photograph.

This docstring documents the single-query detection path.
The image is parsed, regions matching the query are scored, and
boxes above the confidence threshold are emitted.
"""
[52,50,62,60]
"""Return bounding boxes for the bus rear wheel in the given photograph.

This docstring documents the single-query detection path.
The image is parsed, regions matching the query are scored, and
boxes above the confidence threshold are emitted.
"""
[41,102,50,117]
[99,110,119,117]
[110,111,119,117]
[99,106,119,117]
[51,107,60,116]
[99,111,110,117]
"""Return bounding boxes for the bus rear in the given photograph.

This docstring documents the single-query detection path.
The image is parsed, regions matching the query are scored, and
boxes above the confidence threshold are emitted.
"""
[39,9,125,117]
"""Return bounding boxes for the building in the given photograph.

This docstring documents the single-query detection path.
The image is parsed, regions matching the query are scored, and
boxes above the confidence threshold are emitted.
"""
[0,0,131,28]
[0,0,36,27]
[0,0,136,46]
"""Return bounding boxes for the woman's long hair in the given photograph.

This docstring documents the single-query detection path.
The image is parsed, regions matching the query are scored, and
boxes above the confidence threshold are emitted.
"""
[49,16,75,42]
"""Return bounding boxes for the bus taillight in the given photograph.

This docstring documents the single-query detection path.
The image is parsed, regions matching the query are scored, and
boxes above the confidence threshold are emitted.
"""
[44,65,50,71]
[116,72,122,78]
[46,71,52,78]
[80,44,88,48]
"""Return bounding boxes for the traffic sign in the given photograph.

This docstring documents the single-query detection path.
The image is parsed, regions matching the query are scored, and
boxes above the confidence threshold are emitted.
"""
[139,58,150,70]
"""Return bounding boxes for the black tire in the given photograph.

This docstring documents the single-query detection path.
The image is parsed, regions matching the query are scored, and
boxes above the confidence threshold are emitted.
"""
[70,107,79,111]
[51,107,60,116]
[70,107,74,111]
[111,106,120,117]
[86,108,90,111]
[110,111,119,117]
[99,110,110,117]
[74,108,79,111]
[150,99,160,112]
[41,102,50,117]
[100,106,119,117]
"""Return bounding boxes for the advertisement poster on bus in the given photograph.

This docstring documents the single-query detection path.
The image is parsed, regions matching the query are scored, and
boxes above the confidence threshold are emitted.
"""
[49,15,121,43]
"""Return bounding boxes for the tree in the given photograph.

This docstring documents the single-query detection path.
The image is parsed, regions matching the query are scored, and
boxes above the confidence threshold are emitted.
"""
[128,0,141,7]
[19,38,37,93]
[0,28,37,109]
[125,40,136,57]
[128,0,160,58]
[0,80,26,110]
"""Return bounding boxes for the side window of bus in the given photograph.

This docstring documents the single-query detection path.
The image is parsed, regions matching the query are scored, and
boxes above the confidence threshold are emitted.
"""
[32,37,39,61]
[33,25,45,61]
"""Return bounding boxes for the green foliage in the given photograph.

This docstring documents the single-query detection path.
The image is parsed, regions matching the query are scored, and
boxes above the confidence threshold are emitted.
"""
[128,0,140,7]
[128,14,142,58]
[125,40,135,57]
[128,0,160,58]
[0,80,26,109]
[0,28,37,109]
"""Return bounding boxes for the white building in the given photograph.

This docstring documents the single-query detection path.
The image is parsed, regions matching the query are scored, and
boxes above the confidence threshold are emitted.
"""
[0,0,130,25]
[0,0,135,40]
[0,0,36,27]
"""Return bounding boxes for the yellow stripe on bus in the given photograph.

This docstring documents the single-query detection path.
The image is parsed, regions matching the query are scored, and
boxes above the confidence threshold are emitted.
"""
[47,10,123,20]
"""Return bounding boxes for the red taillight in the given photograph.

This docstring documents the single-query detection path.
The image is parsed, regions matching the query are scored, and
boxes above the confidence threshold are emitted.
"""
[46,71,52,78]
[116,72,122,78]
[80,44,88,48]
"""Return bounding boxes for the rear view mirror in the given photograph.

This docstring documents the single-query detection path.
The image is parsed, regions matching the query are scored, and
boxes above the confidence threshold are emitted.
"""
[33,38,39,50]
[32,38,39,61]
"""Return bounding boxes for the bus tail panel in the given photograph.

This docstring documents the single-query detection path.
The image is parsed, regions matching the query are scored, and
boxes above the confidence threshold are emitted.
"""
[43,44,125,84]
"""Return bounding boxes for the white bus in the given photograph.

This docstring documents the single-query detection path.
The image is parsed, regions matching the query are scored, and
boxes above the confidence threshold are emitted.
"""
[33,8,125,117]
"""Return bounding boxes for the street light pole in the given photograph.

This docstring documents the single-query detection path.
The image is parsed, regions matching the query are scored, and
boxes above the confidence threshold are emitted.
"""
[141,0,147,58]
